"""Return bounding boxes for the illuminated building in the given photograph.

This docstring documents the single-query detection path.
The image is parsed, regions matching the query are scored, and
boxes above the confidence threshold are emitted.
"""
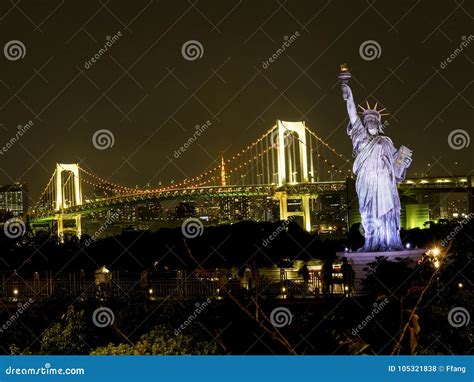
[175,201,196,219]
[137,202,164,221]
[401,204,430,229]
[219,196,251,222]
[314,191,347,229]
[0,183,28,219]
[195,198,221,222]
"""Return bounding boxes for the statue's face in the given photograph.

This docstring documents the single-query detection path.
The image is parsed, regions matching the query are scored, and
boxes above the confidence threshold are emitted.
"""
[364,115,380,136]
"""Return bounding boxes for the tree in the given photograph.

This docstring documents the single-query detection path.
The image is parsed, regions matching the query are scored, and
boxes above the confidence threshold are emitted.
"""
[40,306,94,354]
[91,325,219,355]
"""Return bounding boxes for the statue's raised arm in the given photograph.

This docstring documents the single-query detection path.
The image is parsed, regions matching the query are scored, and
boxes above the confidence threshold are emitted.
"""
[342,83,359,126]
[338,64,359,128]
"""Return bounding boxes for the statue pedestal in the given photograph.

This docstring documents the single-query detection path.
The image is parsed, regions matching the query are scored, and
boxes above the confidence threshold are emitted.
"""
[336,249,426,294]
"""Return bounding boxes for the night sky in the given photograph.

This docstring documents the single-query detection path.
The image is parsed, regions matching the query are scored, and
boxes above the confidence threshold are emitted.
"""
[0,0,472,200]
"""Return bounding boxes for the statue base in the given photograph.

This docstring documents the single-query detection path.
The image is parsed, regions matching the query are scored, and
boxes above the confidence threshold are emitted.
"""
[336,249,426,294]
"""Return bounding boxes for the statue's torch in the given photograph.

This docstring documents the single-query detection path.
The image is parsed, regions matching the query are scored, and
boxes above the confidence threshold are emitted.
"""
[338,63,351,100]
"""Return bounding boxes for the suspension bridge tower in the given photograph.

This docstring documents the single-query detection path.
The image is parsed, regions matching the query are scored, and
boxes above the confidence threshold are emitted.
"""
[55,163,82,239]
[274,120,315,232]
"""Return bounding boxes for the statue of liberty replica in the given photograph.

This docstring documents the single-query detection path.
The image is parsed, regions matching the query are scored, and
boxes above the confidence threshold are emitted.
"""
[339,64,413,252]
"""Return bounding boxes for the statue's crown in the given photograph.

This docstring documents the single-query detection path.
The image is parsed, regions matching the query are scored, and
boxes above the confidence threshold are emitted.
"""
[358,101,389,121]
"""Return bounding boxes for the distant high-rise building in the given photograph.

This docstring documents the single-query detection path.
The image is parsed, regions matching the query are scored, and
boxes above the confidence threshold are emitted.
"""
[175,201,196,219]
[249,196,279,222]
[220,196,251,222]
[137,202,164,221]
[315,191,347,229]
[0,183,28,219]
[195,198,220,222]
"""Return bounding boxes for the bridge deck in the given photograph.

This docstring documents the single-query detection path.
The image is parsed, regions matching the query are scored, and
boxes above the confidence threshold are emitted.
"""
[31,177,472,220]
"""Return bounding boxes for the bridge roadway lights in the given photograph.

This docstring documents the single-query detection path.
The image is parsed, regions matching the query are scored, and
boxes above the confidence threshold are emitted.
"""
[274,191,314,232]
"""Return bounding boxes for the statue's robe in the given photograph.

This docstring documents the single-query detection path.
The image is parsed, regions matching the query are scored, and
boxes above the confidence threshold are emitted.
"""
[348,117,404,251]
